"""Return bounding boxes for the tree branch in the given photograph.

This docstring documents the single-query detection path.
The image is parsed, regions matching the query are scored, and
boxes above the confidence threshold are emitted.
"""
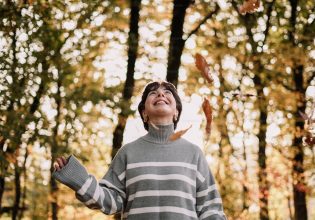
[184,3,220,41]
[262,0,275,46]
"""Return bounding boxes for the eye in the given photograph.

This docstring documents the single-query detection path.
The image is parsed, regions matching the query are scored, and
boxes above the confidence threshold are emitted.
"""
[164,90,172,95]
[148,91,157,96]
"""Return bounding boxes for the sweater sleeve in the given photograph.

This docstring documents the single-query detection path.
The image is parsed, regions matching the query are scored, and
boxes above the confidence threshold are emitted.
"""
[52,155,126,215]
[195,152,227,220]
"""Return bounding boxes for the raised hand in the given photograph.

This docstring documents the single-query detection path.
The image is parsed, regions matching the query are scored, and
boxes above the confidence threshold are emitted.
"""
[54,156,68,171]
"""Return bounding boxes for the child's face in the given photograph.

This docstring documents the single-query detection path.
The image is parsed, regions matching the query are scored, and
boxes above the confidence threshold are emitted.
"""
[143,85,178,123]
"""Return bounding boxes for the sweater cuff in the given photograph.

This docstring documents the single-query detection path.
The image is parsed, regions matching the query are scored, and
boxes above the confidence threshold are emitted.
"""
[52,155,89,191]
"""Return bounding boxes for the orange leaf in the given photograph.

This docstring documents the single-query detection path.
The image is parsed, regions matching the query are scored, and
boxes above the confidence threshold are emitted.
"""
[169,125,192,141]
[239,0,260,14]
[202,97,212,134]
[195,53,213,84]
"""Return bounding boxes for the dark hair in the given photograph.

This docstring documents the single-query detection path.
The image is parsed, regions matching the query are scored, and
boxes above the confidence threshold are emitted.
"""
[138,81,182,131]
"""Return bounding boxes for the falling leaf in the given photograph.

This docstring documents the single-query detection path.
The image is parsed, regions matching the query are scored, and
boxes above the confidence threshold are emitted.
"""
[239,0,260,14]
[195,53,213,84]
[202,97,212,135]
[303,132,315,147]
[169,125,192,141]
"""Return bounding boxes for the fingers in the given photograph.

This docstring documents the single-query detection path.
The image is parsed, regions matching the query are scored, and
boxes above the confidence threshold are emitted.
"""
[57,157,65,168]
[61,156,67,165]
[54,162,60,171]
[54,156,68,171]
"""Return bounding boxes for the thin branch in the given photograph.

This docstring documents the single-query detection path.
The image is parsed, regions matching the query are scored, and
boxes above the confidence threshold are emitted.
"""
[231,0,258,54]
[272,145,294,161]
[184,3,220,41]
[262,0,275,46]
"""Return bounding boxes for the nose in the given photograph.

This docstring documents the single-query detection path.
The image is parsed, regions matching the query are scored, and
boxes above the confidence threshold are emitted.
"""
[157,90,165,97]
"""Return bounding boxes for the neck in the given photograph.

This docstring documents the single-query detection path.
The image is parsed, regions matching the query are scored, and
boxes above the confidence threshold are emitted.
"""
[142,123,174,144]
[148,117,173,125]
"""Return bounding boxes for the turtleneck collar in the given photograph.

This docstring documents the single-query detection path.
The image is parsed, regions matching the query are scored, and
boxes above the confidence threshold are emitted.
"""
[142,123,175,144]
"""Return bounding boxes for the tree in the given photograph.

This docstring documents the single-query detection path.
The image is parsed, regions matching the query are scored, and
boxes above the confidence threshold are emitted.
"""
[166,0,219,87]
[229,1,275,218]
[0,0,122,218]
[111,0,141,159]
[286,0,314,218]
[166,0,193,87]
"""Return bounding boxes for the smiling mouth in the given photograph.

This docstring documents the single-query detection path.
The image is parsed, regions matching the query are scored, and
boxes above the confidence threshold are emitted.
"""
[154,100,168,105]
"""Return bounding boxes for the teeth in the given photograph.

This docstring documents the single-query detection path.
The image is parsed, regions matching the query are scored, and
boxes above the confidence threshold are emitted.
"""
[155,100,167,105]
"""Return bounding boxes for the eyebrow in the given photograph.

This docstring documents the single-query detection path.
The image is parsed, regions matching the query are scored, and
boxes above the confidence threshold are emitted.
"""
[150,87,171,92]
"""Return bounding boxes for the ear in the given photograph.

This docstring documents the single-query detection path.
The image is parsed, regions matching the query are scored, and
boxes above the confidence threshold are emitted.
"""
[142,110,149,122]
[142,110,147,118]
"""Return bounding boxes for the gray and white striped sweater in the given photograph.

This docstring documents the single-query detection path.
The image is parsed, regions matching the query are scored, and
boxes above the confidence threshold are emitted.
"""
[53,124,227,219]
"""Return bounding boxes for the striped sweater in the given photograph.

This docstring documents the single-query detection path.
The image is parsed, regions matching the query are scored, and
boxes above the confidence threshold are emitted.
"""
[53,124,226,219]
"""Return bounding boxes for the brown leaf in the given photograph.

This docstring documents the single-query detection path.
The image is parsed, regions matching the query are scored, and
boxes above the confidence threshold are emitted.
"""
[195,53,213,84]
[303,132,315,147]
[169,125,192,141]
[239,0,260,14]
[202,97,212,134]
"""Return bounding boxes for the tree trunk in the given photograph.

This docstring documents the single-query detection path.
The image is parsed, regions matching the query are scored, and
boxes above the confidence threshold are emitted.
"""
[0,17,18,213]
[0,140,7,214]
[0,177,4,214]
[243,13,270,217]
[229,2,275,216]
[216,71,234,213]
[12,165,21,220]
[166,0,192,87]
[253,73,269,220]
[242,131,250,212]
[111,0,141,159]
[240,10,270,219]
[17,148,29,220]
[50,76,63,220]
[111,1,141,219]
[50,165,59,220]
[287,0,308,217]
[292,65,307,220]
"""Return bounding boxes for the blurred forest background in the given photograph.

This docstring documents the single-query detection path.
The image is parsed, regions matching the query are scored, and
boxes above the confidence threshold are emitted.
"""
[0,0,314,219]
